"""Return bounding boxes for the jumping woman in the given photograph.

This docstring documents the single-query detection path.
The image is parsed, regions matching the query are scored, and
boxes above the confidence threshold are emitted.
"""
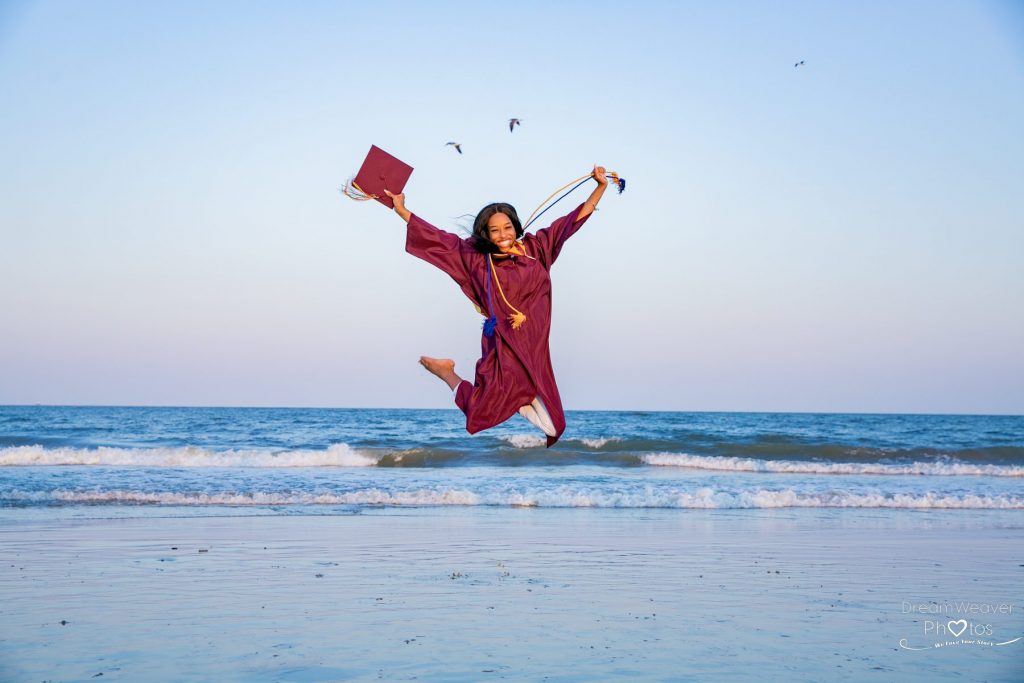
[384,166,609,447]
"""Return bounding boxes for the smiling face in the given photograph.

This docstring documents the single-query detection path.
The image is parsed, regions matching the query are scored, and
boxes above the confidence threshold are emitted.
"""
[487,212,518,253]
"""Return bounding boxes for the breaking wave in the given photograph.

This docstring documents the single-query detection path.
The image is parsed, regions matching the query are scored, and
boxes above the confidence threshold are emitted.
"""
[4,487,1022,509]
[0,444,378,468]
[3,445,1022,477]
[641,452,1024,477]
[499,435,548,449]
[498,435,622,449]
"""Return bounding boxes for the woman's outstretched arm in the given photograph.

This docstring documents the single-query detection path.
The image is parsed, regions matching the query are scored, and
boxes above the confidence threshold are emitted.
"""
[386,189,479,302]
[575,165,610,221]
[530,165,609,267]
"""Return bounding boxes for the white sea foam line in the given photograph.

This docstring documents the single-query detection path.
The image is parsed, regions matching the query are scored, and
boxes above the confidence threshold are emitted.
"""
[499,435,547,449]
[19,489,480,506]
[640,452,1024,477]
[0,443,379,468]
[579,437,622,449]
[6,488,1023,509]
[499,435,622,449]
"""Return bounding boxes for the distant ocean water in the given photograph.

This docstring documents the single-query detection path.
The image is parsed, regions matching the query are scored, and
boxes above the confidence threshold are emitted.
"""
[1,406,1022,511]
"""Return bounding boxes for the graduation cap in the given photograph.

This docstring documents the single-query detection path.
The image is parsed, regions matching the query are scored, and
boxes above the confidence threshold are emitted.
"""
[341,145,413,209]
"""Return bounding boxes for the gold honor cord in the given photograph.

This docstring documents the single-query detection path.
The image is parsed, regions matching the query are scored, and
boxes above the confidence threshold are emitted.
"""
[490,169,623,331]
[522,171,623,230]
[487,253,528,330]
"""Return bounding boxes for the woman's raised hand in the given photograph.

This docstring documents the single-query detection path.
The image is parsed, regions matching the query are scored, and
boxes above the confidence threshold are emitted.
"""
[383,190,412,223]
[383,189,405,211]
[577,165,610,220]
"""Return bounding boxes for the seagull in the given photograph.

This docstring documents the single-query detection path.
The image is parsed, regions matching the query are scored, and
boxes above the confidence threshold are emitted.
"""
[508,118,521,133]
[794,60,805,68]
[445,142,462,154]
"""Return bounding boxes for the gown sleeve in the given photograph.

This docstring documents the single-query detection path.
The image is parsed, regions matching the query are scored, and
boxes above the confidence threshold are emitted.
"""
[405,213,478,300]
[530,203,592,269]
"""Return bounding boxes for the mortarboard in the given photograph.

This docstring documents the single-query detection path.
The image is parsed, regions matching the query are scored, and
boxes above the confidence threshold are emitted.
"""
[344,145,413,209]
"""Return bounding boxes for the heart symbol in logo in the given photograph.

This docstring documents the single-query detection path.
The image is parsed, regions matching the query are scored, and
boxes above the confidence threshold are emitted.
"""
[948,619,967,637]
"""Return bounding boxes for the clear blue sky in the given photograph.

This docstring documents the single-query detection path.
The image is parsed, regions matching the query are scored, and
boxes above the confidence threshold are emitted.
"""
[1,0,1022,413]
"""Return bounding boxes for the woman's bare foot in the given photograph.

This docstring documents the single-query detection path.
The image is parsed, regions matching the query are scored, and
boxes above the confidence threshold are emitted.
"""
[418,356,463,391]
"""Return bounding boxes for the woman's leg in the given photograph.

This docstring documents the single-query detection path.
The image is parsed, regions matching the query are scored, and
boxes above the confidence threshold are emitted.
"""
[519,396,557,437]
[418,356,464,391]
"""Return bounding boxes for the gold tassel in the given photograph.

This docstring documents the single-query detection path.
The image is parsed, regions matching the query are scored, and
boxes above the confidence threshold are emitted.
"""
[340,179,379,201]
[509,311,527,329]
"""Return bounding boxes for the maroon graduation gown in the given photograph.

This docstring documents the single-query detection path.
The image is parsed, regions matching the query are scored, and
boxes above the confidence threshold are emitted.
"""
[405,204,591,447]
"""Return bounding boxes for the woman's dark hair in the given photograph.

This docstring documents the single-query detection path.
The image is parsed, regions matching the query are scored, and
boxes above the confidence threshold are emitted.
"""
[471,202,523,254]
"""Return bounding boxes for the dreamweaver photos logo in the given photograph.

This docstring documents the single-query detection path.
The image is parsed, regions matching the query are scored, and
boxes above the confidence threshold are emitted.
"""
[898,601,1022,651]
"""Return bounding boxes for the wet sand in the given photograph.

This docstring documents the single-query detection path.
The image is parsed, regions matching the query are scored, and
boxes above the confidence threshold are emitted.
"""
[1,507,1021,682]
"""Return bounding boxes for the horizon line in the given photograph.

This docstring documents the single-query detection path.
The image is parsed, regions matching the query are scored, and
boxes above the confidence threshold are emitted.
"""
[1,404,1021,418]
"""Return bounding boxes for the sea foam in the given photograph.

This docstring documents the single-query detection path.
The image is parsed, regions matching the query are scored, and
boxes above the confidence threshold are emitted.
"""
[579,437,622,449]
[499,435,548,449]
[4,487,1022,509]
[0,443,378,468]
[640,452,1024,477]
[499,435,622,449]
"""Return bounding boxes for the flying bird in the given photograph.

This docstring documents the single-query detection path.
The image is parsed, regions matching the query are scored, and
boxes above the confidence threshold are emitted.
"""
[794,60,805,68]
[509,118,521,133]
[446,142,463,154]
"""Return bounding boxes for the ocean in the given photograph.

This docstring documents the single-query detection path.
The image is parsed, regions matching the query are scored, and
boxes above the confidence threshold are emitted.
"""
[2,406,1021,513]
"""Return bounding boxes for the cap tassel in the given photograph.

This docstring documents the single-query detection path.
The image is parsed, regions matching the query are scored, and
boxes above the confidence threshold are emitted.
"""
[483,315,497,337]
[340,178,379,201]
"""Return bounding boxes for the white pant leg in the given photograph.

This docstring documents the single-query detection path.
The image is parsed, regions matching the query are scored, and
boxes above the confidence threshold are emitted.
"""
[518,396,556,437]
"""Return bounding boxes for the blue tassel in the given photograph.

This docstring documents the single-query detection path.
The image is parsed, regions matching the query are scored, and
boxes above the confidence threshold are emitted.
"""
[482,254,498,337]
[617,177,626,194]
